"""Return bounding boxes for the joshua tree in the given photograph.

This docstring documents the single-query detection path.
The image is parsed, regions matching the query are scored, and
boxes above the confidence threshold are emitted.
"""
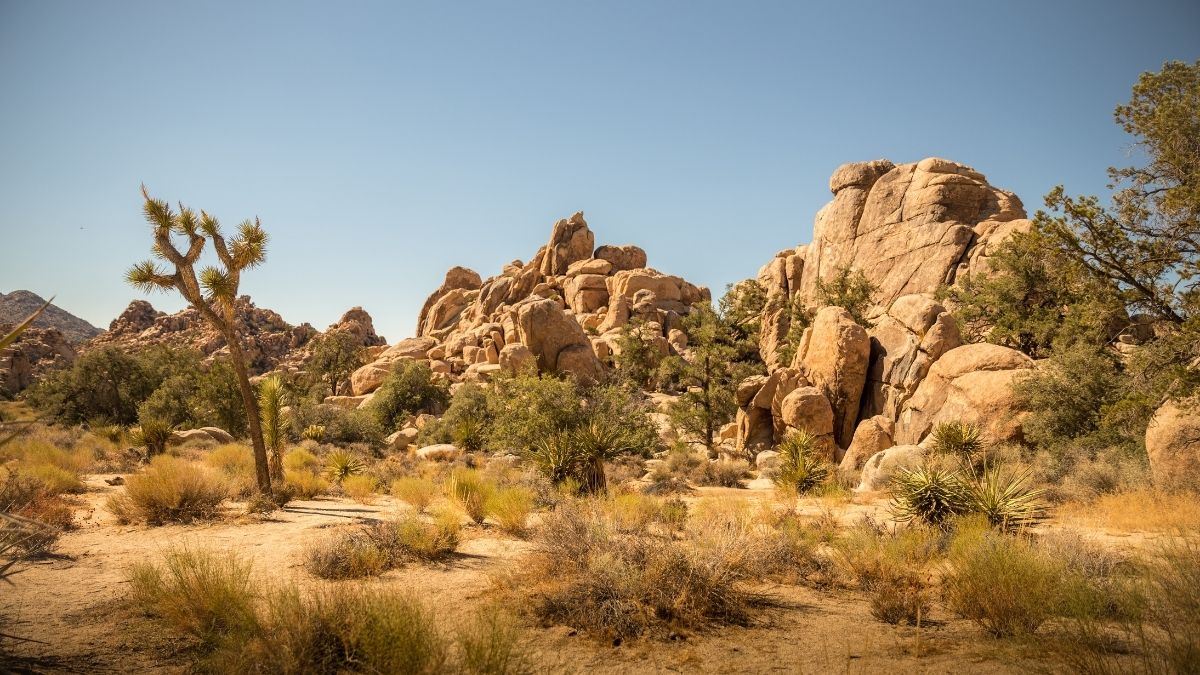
[126,186,273,494]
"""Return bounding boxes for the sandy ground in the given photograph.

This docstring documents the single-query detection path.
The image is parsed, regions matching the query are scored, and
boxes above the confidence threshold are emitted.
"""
[1,475,1148,674]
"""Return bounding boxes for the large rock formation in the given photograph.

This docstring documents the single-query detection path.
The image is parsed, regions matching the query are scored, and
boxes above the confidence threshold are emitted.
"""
[737,158,1036,465]
[347,212,709,396]
[0,290,102,345]
[0,291,101,395]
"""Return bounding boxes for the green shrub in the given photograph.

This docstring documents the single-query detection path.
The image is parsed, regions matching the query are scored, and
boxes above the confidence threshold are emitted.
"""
[107,456,228,524]
[128,546,259,648]
[342,474,377,503]
[774,430,830,494]
[416,383,489,448]
[300,424,325,442]
[944,528,1066,637]
[392,476,438,513]
[283,470,327,499]
[283,447,321,473]
[369,361,449,433]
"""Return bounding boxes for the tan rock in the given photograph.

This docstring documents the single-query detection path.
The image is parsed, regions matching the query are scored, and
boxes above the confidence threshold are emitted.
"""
[350,362,392,396]
[563,274,610,314]
[498,343,535,374]
[415,444,462,461]
[417,267,481,336]
[565,258,613,277]
[540,212,594,276]
[797,307,870,449]
[515,298,603,383]
[840,415,894,472]
[857,445,923,492]
[594,244,647,272]
[1145,399,1200,491]
[779,386,834,437]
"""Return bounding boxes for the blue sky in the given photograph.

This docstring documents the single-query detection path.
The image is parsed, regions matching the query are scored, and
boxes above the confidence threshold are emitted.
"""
[2,1,1197,341]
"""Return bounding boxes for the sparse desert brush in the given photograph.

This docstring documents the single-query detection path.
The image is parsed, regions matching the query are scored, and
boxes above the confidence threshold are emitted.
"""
[304,514,460,579]
[283,447,321,473]
[1141,534,1200,671]
[943,526,1066,637]
[128,546,259,648]
[283,470,327,499]
[704,459,750,487]
[205,443,257,498]
[1059,489,1200,532]
[603,492,687,533]
[833,521,942,625]
[456,603,530,675]
[486,486,535,535]
[323,449,365,482]
[22,462,84,495]
[446,468,492,525]
[504,499,772,639]
[392,476,438,512]
[129,548,453,674]
[342,474,378,503]
[1,436,91,495]
[107,455,228,524]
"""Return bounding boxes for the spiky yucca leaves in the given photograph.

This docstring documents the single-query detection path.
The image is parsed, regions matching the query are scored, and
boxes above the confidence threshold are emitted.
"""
[890,466,973,527]
[774,430,831,494]
[127,187,273,495]
[324,450,365,483]
[965,464,1047,532]
[133,419,176,457]
[257,376,288,482]
[929,421,984,458]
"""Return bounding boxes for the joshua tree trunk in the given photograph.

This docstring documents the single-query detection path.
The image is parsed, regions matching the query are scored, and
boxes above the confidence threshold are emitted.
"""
[224,328,271,494]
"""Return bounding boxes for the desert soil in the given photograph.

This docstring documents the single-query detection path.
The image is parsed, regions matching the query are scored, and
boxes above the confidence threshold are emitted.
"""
[2,476,1150,674]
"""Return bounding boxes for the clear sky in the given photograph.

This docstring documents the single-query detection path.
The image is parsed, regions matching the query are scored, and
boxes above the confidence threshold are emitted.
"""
[2,1,1197,341]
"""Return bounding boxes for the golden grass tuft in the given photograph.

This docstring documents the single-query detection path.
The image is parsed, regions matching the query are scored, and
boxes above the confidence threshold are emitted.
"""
[1057,489,1200,532]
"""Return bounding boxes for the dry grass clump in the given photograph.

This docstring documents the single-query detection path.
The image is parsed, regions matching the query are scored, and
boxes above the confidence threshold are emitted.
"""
[392,476,438,512]
[128,546,259,648]
[107,455,228,524]
[283,469,328,499]
[833,521,942,625]
[705,459,750,487]
[304,513,461,580]
[503,498,780,640]
[128,546,504,674]
[0,435,92,495]
[446,468,493,525]
[341,474,378,503]
[486,486,535,536]
[283,447,322,473]
[1058,489,1200,532]
[205,443,257,498]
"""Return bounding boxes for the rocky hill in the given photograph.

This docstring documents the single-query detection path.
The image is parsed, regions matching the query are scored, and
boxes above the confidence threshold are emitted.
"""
[0,290,101,344]
[344,211,709,399]
[736,157,1038,484]
[85,298,385,375]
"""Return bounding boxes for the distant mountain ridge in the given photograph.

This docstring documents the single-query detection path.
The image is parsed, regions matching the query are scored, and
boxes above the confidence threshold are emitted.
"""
[0,290,102,344]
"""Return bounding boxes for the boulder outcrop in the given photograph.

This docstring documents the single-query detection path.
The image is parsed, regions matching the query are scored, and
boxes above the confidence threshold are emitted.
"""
[1145,399,1200,491]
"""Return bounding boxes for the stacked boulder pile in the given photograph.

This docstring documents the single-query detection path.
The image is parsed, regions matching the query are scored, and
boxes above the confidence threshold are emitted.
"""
[347,212,709,398]
[736,157,1038,488]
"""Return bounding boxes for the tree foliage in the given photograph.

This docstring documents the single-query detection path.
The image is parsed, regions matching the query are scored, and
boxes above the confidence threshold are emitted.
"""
[305,330,365,397]
[367,360,449,433]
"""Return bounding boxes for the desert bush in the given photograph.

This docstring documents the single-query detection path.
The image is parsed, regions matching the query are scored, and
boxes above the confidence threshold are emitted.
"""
[128,546,259,648]
[304,515,460,579]
[205,443,257,498]
[342,474,377,503]
[323,449,365,482]
[283,447,321,473]
[1141,534,1200,671]
[392,476,438,512]
[834,522,941,625]
[774,430,830,494]
[416,383,489,449]
[283,470,327,499]
[292,404,385,448]
[486,486,535,536]
[944,526,1066,637]
[22,462,84,495]
[504,499,773,639]
[108,456,228,524]
[446,468,493,524]
[456,604,529,675]
[704,459,750,487]
[369,360,450,433]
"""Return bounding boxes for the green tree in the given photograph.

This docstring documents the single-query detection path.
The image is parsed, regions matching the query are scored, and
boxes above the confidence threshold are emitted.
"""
[126,187,274,495]
[367,360,449,433]
[306,330,365,397]
[659,303,761,453]
[612,318,665,390]
[815,267,876,328]
[25,347,155,425]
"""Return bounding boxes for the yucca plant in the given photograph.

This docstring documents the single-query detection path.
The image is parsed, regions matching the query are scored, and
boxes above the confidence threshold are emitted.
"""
[301,424,326,442]
[324,450,365,483]
[928,421,983,459]
[528,431,580,489]
[964,463,1046,532]
[133,419,176,457]
[451,416,486,453]
[890,465,973,527]
[257,376,288,482]
[774,430,831,494]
